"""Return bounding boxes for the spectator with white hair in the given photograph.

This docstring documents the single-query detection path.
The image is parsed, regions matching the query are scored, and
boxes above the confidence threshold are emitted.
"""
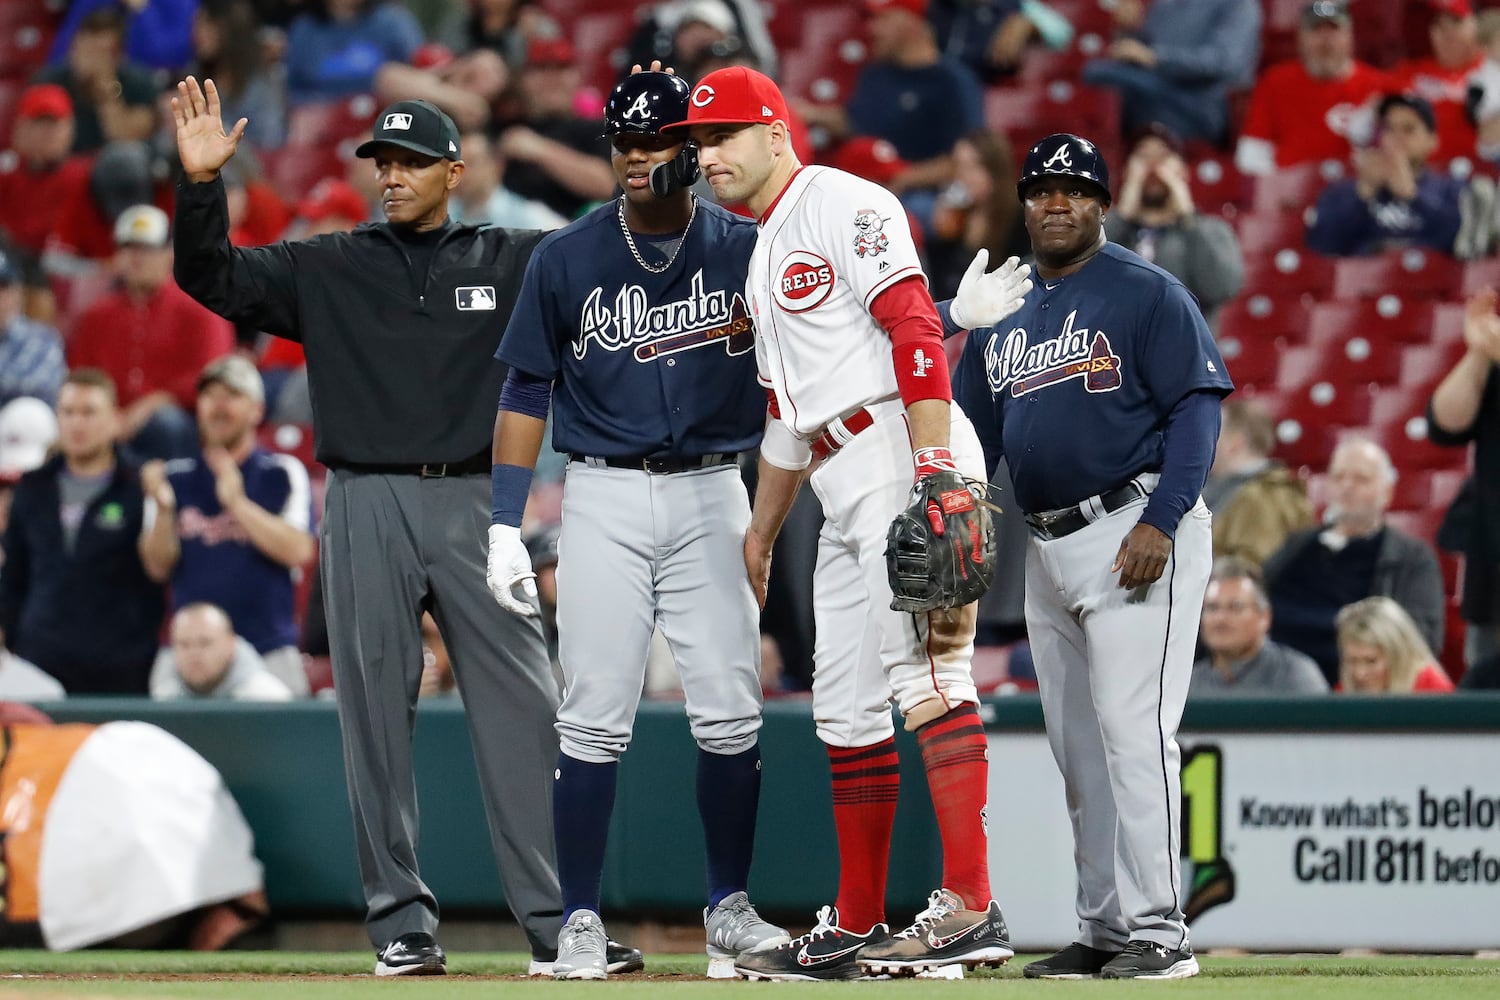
[1264,436,1446,685]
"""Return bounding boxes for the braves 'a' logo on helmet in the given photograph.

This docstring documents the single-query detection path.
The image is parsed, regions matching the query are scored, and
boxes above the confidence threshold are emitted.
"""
[603,72,692,137]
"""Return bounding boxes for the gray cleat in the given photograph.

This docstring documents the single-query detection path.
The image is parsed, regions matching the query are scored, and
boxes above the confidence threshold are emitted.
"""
[704,890,791,979]
[552,910,608,980]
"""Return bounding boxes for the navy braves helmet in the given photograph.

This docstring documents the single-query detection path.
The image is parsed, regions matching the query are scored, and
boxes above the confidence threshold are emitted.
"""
[603,72,693,138]
[1017,133,1111,205]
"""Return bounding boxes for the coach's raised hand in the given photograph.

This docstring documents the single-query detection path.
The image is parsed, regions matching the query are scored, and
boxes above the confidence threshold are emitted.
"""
[172,76,248,182]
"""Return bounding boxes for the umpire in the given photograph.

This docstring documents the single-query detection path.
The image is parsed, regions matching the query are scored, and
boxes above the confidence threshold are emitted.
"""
[169,77,566,975]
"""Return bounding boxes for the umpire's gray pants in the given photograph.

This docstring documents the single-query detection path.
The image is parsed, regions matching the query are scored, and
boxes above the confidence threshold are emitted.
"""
[322,469,562,954]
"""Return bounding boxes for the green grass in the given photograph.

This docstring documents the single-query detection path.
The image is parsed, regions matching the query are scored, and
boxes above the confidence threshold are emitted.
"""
[0,952,1496,999]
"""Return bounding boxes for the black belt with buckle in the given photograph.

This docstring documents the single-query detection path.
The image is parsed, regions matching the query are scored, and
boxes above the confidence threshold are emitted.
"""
[570,453,737,475]
[340,450,492,478]
[1024,481,1148,540]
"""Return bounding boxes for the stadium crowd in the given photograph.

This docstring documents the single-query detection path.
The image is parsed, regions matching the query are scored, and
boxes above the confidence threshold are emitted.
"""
[3,0,1500,702]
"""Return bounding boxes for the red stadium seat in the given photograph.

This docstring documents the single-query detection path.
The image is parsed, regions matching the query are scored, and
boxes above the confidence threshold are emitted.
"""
[1399,341,1468,392]
[1216,291,1313,344]
[1250,161,1337,214]
[1374,422,1463,473]
[1305,298,1438,348]
[261,147,346,201]
[1390,468,1435,511]
[286,96,380,149]
[985,83,1120,156]
[1284,379,1377,428]
[1241,247,1336,296]
[1460,257,1500,297]
[1189,155,1250,215]
[1236,211,1307,256]
[1331,251,1464,300]
[257,422,319,473]
[1368,384,1432,430]
[572,9,639,93]
[1220,337,1281,391]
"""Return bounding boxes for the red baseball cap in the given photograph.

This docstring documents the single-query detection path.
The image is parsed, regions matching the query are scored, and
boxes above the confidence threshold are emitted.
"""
[18,84,73,121]
[863,0,928,17]
[664,66,789,131]
[298,179,368,224]
[526,37,575,67]
[1428,0,1472,16]
[832,136,909,185]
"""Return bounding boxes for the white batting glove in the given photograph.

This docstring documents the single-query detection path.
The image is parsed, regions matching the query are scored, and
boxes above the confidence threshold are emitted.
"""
[487,524,540,618]
[948,249,1033,330]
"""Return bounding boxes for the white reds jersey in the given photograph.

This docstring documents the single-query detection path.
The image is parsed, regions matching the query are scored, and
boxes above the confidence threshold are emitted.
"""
[748,166,928,437]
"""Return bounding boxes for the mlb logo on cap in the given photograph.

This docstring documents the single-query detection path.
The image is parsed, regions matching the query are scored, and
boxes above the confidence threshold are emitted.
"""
[384,112,413,131]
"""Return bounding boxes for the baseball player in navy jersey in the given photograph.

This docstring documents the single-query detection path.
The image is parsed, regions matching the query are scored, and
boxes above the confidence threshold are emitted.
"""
[669,67,1031,982]
[486,70,789,980]
[949,133,1233,981]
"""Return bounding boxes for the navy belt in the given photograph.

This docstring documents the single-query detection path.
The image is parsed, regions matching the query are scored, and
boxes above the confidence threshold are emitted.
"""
[1024,482,1148,540]
[570,453,737,475]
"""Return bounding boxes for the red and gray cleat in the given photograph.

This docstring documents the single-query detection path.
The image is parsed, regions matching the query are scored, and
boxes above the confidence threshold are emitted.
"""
[856,888,1013,976]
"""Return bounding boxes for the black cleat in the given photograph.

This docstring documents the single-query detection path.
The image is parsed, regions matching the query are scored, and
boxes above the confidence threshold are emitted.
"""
[1099,940,1200,980]
[734,906,889,981]
[1024,941,1122,979]
[374,932,446,976]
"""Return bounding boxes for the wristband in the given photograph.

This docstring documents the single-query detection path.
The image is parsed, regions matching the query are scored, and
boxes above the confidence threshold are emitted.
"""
[914,446,958,480]
[491,462,533,527]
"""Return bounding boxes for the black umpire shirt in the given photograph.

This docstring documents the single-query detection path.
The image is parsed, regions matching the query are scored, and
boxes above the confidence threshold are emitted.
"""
[173,175,546,468]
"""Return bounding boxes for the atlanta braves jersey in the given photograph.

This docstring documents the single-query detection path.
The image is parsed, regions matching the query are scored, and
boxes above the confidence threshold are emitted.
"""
[952,242,1233,514]
[497,199,764,457]
[749,166,932,436]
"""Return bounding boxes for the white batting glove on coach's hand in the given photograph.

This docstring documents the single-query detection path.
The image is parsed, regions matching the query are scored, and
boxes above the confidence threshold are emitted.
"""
[487,524,539,618]
[948,249,1033,331]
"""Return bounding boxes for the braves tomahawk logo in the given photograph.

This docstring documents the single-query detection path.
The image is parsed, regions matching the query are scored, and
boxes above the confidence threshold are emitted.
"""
[575,269,753,362]
[983,309,1123,397]
[852,209,889,258]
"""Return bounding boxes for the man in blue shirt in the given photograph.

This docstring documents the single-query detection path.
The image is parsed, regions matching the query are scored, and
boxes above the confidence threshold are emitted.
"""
[0,249,65,409]
[138,355,316,696]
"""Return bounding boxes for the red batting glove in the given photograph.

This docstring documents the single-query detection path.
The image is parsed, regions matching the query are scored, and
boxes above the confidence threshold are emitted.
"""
[913,447,958,536]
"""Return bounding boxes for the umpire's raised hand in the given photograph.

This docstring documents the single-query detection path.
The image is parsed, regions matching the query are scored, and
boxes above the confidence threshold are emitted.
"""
[171,76,247,182]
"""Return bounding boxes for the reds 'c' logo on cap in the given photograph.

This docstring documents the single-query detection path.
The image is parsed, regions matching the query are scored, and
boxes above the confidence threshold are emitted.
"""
[692,84,715,107]
[773,251,836,313]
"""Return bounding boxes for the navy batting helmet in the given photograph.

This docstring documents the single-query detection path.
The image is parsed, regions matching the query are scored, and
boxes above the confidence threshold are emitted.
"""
[603,72,700,196]
[1018,133,1111,204]
[603,72,693,138]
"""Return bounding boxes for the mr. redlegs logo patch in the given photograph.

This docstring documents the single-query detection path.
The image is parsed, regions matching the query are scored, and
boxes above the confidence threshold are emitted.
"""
[772,250,835,313]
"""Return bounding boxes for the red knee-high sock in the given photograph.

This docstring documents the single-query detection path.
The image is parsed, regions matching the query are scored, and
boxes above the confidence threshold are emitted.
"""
[827,738,900,932]
[916,703,991,910]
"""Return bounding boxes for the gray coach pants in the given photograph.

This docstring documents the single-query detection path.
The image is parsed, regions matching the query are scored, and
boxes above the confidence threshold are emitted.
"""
[322,469,563,954]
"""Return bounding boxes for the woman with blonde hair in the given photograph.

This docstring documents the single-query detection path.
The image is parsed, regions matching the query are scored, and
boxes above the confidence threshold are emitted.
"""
[1335,597,1454,693]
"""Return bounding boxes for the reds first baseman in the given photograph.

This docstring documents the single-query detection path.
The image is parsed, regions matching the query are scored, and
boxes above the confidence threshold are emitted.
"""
[950,134,1232,980]
[487,71,787,980]
[671,67,1029,981]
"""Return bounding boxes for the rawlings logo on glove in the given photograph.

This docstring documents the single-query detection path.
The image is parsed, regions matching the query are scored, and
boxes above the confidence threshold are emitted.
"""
[885,470,999,613]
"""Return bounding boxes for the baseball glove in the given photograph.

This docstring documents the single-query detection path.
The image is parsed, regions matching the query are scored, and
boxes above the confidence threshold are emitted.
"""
[885,471,998,613]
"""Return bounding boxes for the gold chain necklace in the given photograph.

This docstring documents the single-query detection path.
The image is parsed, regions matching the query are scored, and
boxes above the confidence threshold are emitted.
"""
[617,195,697,275]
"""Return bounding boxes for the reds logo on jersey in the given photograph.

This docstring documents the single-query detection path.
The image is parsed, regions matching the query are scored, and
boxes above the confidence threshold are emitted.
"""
[852,209,889,258]
[984,309,1123,397]
[772,250,836,312]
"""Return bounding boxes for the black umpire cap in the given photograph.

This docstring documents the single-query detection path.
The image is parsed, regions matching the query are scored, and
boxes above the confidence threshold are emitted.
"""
[356,100,462,160]
[1017,133,1111,205]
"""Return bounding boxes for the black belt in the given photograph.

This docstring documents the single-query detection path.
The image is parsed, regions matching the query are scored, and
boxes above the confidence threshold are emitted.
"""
[1024,481,1149,540]
[339,450,492,478]
[569,453,737,475]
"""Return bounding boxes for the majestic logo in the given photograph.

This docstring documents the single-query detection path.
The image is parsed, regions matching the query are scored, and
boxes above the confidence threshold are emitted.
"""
[576,269,753,362]
[383,112,413,131]
[772,250,836,313]
[983,309,1122,398]
[912,348,935,378]
[456,286,495,311]
[852,209,889,258]
[622,92,653,121]
[691,84,715,107]
[1041,145,1073,170]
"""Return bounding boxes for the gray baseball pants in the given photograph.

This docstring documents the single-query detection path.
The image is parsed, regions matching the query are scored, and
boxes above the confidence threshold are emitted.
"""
[321,469,563,955]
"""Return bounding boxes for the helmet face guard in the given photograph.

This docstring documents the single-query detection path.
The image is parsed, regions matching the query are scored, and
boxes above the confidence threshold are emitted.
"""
[603,72,701,196]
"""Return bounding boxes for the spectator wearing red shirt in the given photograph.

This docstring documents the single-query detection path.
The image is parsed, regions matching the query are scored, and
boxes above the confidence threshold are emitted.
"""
[0,86,93,260]
[1390,0,1484,168]
[1234,0,1389,176]
[43,141,174,281]
[67,205,235,460]
[1336,596,1455,693]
